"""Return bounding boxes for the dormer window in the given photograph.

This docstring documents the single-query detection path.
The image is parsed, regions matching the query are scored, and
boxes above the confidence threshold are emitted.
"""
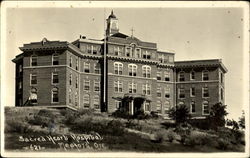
[143,50,151,59]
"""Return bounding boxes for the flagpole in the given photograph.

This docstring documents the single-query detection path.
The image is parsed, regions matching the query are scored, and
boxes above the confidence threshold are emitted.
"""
[103,8,107,111]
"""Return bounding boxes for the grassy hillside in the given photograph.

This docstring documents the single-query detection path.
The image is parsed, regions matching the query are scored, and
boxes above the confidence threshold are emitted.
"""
[4,107,245,152]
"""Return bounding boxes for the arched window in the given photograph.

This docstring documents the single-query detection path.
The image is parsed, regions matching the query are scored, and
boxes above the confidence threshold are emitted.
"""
[83,94,90,108]
[114,81,123,92]
[202,101,209,115]
[164,71,170,81]
[114,62,123,75]
[202,70,209,81]
[190,101,196,113]
[190,70,195,80]
[178,101,185,106]
[30,88,37,104]
[93,95,100,109]
[142,65,151,78]
[142,84,151,95]
[202,86,209,98]
[51,88,59,103]
[52,53,59,65]
[128,83,137,93]
[156,101,162,113]
[128,64,137,76]
[30,55,38,66]
[178,71,185,81]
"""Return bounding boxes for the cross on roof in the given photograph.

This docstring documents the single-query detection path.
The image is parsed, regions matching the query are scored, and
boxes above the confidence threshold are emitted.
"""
[131,27,135,37]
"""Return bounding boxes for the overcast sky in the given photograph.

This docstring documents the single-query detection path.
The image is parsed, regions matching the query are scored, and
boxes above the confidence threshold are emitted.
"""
[2,2,248,120]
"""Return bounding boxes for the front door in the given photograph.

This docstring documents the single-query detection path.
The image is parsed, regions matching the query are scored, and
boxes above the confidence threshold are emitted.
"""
[134,98,144,115]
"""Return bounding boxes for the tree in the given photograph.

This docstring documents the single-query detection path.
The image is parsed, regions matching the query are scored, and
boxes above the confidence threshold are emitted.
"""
[226,119,239,130]
[207,102,228,130]
[238,111,245,129]
[168,105,191,124]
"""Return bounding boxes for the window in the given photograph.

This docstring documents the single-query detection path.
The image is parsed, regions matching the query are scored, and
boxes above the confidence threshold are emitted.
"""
[69,74,72,85]
[164,71,170,81]
[30,88,37,104]
[169,56,174,62]
[52,72,59,84]
[94,63,101,74]
[128,64,137,76]
[178,101,185,106]
[83,94,90,108]
[84,80,90,91]
[87,45,92,54]
[84,62,90,73]
[220,73,224,83]
[115,100,122,109]
[126,47,132,57]
[19,65,23,73]
[221,88,224,100]
[190,71,195,80]
[156,101,162,113]
[190,101,195,113]
[203,87,209,98]
[19,81,22,89]
[128,83,137,93]
[157,87,161,97]
[75,92,78,106]
[202,101,209,115]
[159,54,164,63]
[142,84,151,95]
[157,71,161,80]
[52,88,59,103]
[178,88,185,99]
[145,101,150,111]
[93,95,100,109]
[179,71,185,82]
[203,70,209,81]
[69,56,72,67]
[52,54,59,65]
[165,88,170,98]
[114,81,123,92]
[114,47,121,56]
[94,81,100,92]
[190,87,195,97]
[114,62,123,75]
[31,55,37,66]
[142,65,151,78]
[69,89,72,104]
[143,50,151,59]
[135,48,141,58]
[93,46,98,55]
[164,55,169,63]
[76,76,78,88]
[76,58,78,70]
[164,101,170,114]
[30,74,37,85]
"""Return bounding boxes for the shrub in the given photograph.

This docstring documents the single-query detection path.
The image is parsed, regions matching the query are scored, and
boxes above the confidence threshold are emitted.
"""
[78,108,95,116]
[168,105,191,124]
[112,109,131,119]
[5,119,32,133]
[188,119,210,130]
[185,131,216,146]
[161,120,176,129]
[216,138,231,150]
[166,129,177,142]
[154,130,165,143]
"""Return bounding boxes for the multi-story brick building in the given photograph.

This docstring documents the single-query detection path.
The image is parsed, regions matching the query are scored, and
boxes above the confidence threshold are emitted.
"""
[12,11,227,118]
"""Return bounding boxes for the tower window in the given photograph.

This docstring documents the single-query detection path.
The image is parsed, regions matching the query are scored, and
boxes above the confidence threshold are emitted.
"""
[69,74,72,85]
[76,76,78,88]
[76,58,78,70]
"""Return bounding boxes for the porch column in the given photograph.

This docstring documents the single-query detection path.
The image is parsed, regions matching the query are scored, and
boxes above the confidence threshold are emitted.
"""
[143,100,145,112]
[131,100,134,115]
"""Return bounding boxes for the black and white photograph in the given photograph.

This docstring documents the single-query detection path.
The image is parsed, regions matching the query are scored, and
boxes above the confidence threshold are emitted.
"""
[1,1,249,157]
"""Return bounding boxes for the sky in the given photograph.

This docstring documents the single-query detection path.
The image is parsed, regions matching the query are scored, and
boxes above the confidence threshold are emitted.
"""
[1,2,248,120]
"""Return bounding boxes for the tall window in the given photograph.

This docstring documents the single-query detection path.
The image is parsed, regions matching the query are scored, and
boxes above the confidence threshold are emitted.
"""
[156,101,162,113]
[165,88,170,98]
[52,54,59,65]
[164,101,170,114]
[126,47,132,57]
[202,101,209,115]
[69,89,72,104]
[164,55,169,63]
[94,63,101,74]
[94,81,100,92]
[19,65,23,74]
[76,76,78,88]
[135,48,141,58]
[76,58,78,70]
[142,50,151,59]
[142,65,151,78]
[114,81,123,92]
[52,72,59,84]
[145,101,150,111]
[203,87,209,98]
[93,95,100,109]
[157,87,161,97]
[164,71,170,81]
[69,74,72,85]
[128,64,137,76]
[69,56,72,67]
[114,47,121,56]
[83,94,90,108]
[19,81,22,90]
[128,83,137,93]
[190,101,196,113]
[84,62,90,73]
[178,88,185,99]
[202,70,209,81]
[190,87,195,97]
[93,46,98,54]
[220,73,224,83]
[221,88,224,100]
[51,88,59,103]
[30,73,37,85]
[190,71,195,80]
[157,71,161,80]
[114,62,123,75]
[30,88,37,104]
[75,92,78,106]
[84,80,90,91]
[159,54,164,63]
[31,55,37,66]
[179,71,185,81]
[142,84,151,95]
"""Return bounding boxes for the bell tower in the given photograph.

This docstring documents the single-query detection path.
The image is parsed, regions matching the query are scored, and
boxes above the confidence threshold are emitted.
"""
[106,10,119,36]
